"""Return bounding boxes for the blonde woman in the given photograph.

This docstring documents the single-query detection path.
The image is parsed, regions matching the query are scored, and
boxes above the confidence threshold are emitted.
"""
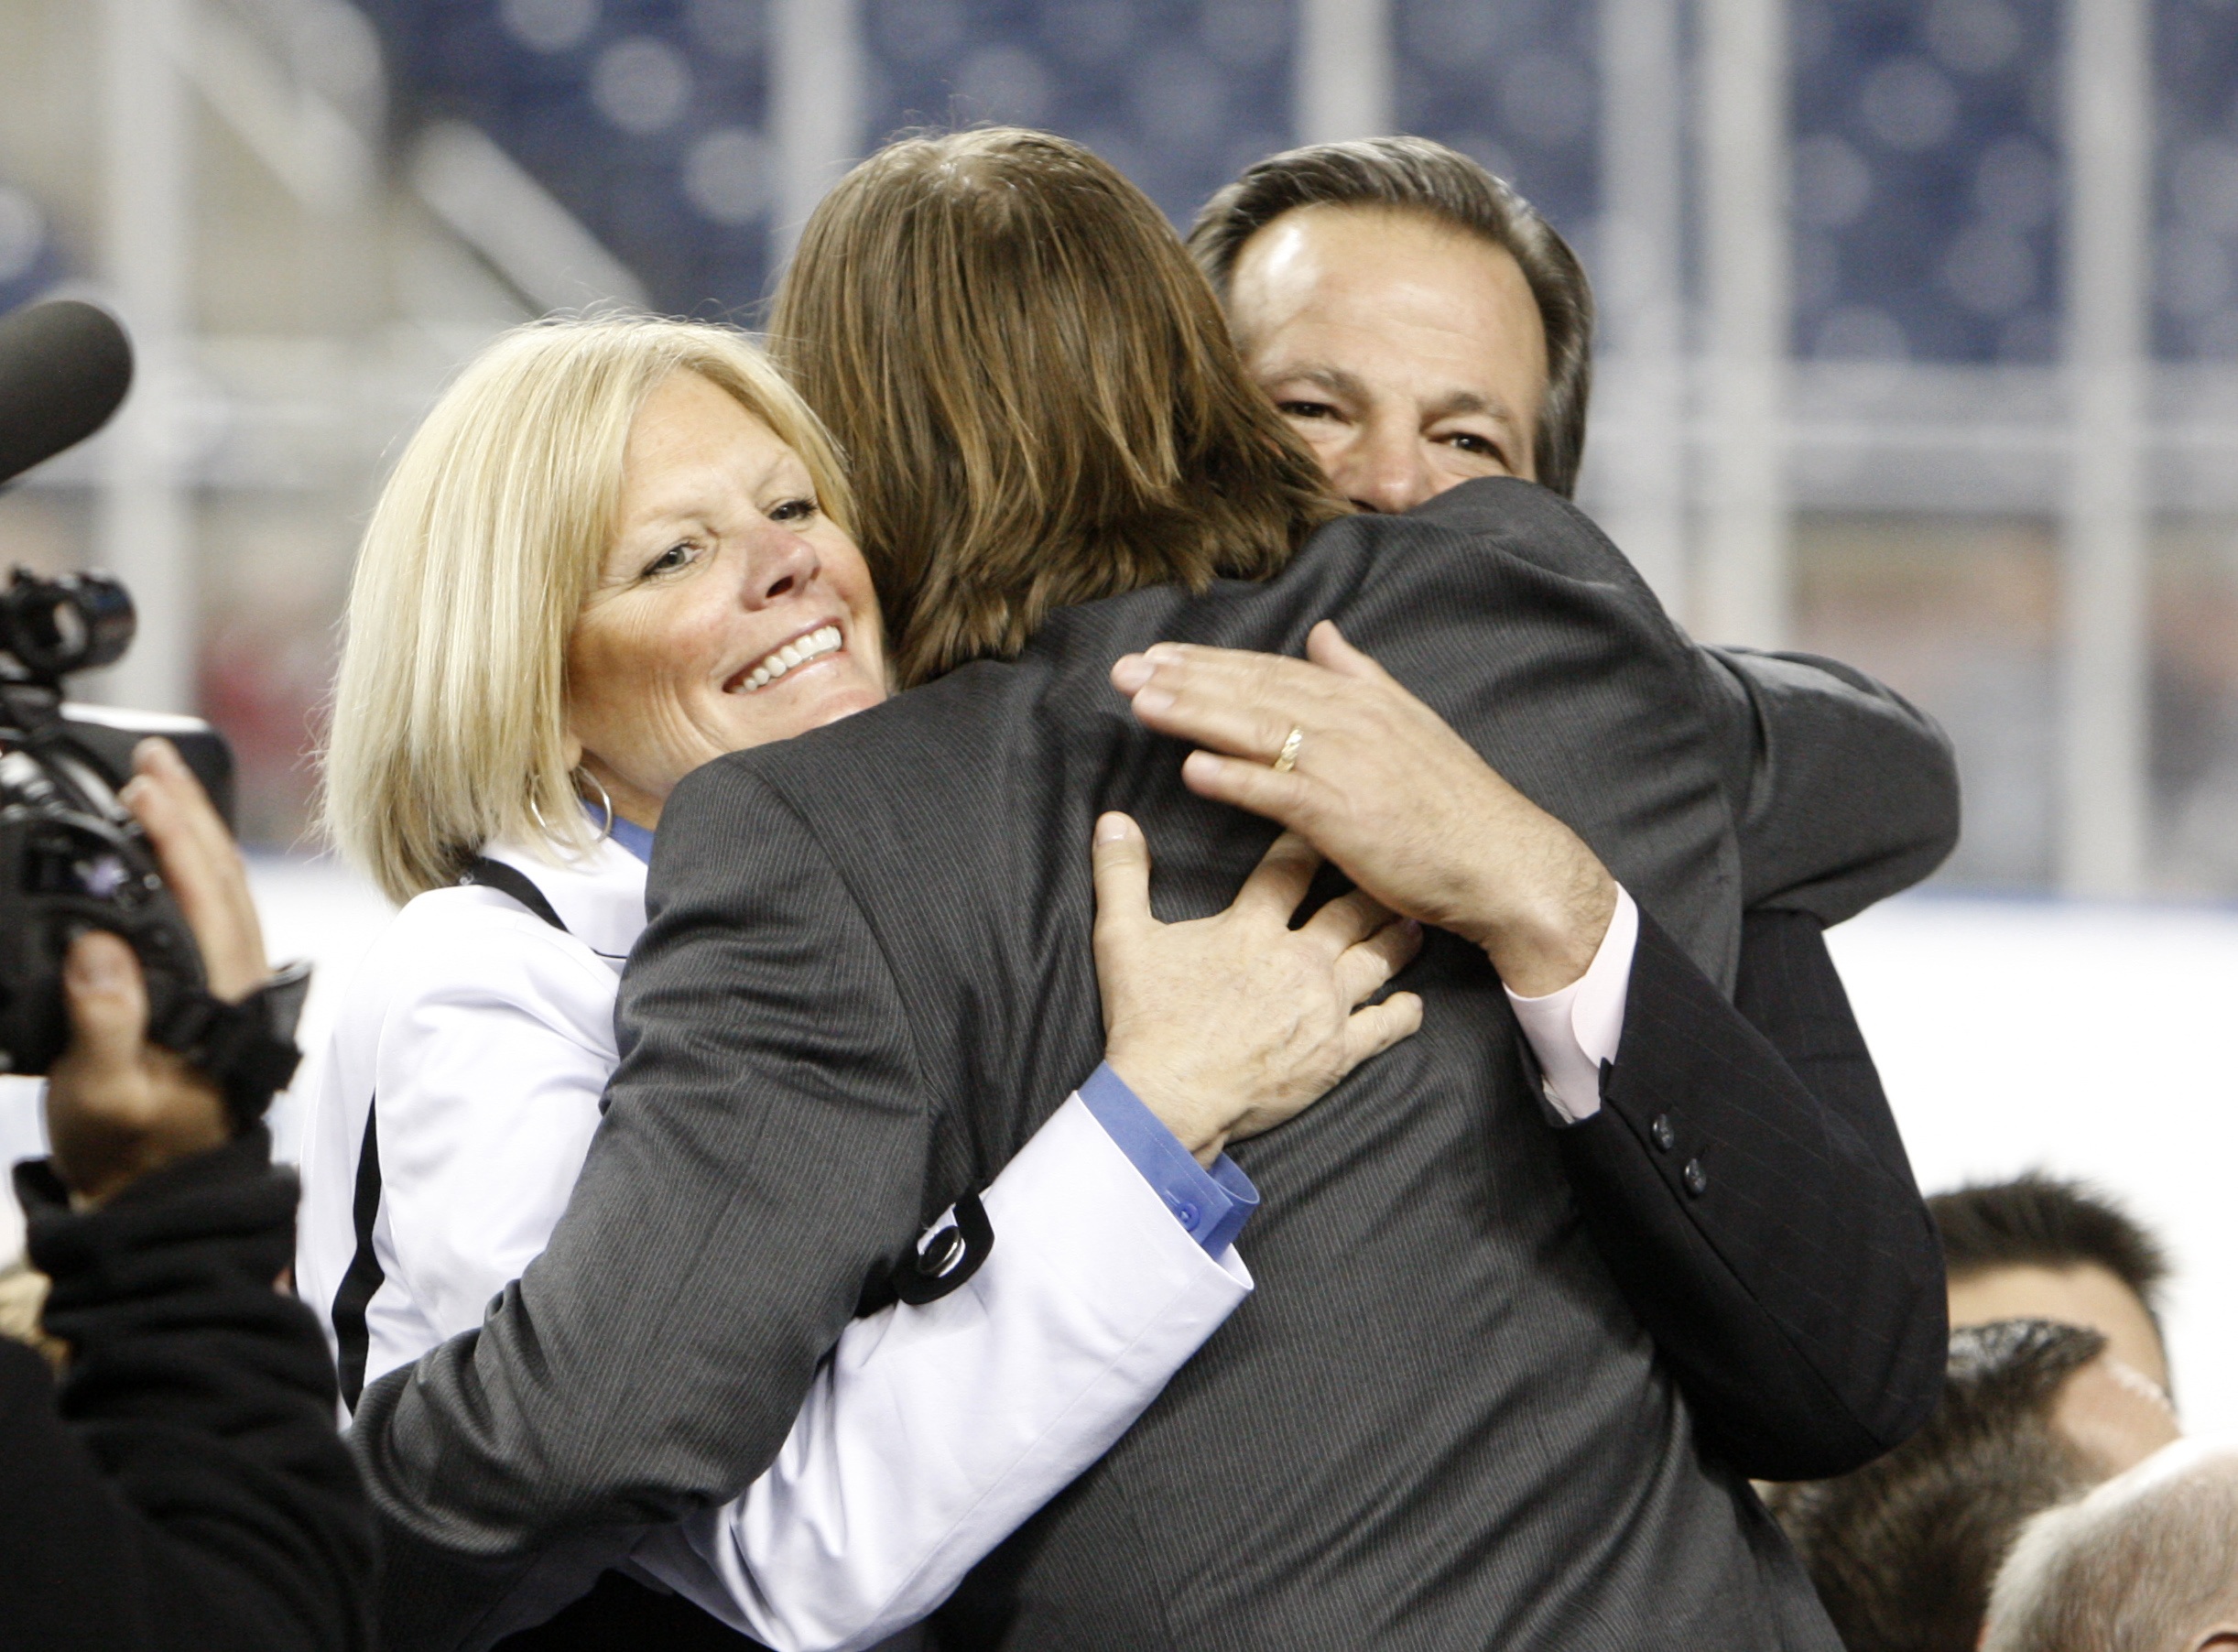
[295,317,1421,1648]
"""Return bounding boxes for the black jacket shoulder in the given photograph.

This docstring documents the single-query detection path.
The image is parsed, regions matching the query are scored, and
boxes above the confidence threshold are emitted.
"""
[1,1130,375,1652]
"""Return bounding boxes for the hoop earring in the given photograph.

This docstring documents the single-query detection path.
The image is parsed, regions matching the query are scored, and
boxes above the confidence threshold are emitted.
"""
[573,767,615,842]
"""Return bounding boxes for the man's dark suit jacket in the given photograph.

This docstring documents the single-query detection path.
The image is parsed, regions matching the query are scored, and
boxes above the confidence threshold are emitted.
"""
[355,480,1957,1650]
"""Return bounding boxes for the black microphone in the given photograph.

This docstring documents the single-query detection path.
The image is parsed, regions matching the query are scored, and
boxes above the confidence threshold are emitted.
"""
[0,299,135,487]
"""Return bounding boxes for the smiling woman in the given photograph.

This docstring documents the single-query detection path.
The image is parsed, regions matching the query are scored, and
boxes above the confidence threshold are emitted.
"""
[561,367,886,831]
[322,318,866,905]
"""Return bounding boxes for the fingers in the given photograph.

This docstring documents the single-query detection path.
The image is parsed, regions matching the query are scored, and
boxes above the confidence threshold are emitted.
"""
[1114,644,1344,764]
[60,929,151,1084]
[1341,992,1424,1072]
[1110,650,1157,695]
[1304,621,1395,684]
[1179,748,1318,834]
[1333,914,1424,1007]
[1131,681,1303,766]
[127,740,234,868]
[1300,887,1399,951]
[1231,830,1323,920]
[1090,813,1153,944]
[49,927,231,1205]
[123,740,267,1000]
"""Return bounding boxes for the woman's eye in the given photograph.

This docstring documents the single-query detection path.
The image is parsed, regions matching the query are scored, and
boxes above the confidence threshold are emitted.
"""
[641,542,694,578]
[1441,431,1503,461]
[769,496,820,525]
[1277,399,1341,423]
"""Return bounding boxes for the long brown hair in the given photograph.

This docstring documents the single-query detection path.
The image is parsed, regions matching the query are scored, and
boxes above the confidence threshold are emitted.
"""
[768,128,1344,686]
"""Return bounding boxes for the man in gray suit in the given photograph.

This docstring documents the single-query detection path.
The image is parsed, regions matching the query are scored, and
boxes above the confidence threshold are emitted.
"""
[355,131,1950,1649]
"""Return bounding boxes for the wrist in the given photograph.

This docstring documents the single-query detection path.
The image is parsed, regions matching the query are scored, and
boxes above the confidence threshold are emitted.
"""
[1100,1051,1229,1167]
[55,1119,228,1208]
[1480,871,1618,997]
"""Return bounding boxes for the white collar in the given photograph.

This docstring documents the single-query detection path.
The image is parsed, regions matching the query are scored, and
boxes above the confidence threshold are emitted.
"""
[481,834,647,962]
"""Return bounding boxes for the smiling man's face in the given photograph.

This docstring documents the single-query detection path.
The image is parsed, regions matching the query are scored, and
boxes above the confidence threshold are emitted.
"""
[1225,203,1549,515]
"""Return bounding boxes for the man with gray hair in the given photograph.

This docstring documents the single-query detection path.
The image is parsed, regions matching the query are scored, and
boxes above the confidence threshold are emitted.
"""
[1983,1439,2238,1652]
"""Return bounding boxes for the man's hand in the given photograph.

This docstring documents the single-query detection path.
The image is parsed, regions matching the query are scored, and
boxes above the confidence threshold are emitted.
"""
[1111,621,1617,996]
[1092,814,1422,1164]
[42,740,271,1205]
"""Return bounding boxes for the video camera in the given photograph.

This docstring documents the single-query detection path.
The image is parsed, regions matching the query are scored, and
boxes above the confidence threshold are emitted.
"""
[0,299,299,1114]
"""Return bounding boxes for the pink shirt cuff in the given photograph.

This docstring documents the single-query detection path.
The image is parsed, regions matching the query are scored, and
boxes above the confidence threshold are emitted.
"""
[1504,887,1639,1124]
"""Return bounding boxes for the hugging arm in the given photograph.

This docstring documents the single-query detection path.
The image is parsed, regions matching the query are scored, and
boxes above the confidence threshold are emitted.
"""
[353,785,1418,1651]
[1549,904,1947,1479]
[1570,643,1955,1475]
[1704,644,1961,923]
[632,1093,1251,1650]
[1118,625,1953,1478]
[353,785,947,1648]
[628,824,1415,1651]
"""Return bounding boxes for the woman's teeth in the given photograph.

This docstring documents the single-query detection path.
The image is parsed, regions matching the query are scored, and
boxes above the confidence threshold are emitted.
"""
[738,625,842,692]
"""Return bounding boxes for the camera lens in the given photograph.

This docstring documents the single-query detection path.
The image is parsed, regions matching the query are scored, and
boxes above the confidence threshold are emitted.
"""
[4,570,136,678]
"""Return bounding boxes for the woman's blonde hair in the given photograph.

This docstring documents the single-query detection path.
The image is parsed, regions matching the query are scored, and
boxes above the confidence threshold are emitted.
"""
[321,315,853,906]
[768,127,1344,687]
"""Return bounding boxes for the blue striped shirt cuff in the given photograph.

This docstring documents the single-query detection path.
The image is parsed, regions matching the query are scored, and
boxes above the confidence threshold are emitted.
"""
[1078,1062,1259,1257]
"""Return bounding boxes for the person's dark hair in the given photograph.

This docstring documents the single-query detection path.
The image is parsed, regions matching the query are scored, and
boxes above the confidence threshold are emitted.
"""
[768,127,1343,687]
[1930,1175,2169,1327]
[1188,136,1595,499]
[1765,1321,2109,1652]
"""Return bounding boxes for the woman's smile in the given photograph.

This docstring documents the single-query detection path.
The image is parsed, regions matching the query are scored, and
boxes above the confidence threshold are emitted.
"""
[726,622,847,694]
[564,370,888,828]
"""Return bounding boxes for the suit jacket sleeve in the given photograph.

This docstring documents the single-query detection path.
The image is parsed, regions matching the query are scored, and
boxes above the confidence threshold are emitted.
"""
[1549,636,1954,1478]
[633,1094,1251,1650]
[1702,645,1961,924]
[1554,907,1948,1482]
[351,766,937,1650]
[1,1130,376,1652]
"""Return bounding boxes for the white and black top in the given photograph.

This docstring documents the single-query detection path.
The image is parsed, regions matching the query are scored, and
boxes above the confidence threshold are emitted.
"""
[295,831,1253,1651]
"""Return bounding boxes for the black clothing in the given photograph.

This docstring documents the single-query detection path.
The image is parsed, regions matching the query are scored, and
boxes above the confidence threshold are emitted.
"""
[1565,908,1947,1482]
[0,1129,375,1652]
[360,480,1956,1649]
[494,1570,761,1649]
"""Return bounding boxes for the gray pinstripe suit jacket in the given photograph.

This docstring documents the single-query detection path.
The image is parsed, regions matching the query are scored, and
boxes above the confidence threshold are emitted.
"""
[358,479,1956,1649]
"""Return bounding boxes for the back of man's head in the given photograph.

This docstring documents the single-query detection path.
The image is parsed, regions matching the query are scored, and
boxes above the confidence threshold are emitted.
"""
[1767,1321,2111,1652]
[1931,1175,2170,1389]
[1983,1440,2238,1652]
[1188,136,1594,497]
[770,126,1342,687]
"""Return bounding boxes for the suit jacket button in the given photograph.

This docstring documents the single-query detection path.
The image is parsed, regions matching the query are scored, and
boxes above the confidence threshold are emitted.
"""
[1682,1158,1708,1198]
[1650,1114,1676,1153]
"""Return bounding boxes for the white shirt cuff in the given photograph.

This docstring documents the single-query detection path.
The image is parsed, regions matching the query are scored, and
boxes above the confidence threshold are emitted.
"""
[1504,886,1639,1124]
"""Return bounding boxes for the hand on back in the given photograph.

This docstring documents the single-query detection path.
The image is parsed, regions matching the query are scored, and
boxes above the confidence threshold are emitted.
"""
[1091,816,1422,1166]
[1111,621,1618,997]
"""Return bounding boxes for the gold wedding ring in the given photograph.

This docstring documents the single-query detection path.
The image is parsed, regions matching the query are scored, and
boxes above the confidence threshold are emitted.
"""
[1272,725,1304,774]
